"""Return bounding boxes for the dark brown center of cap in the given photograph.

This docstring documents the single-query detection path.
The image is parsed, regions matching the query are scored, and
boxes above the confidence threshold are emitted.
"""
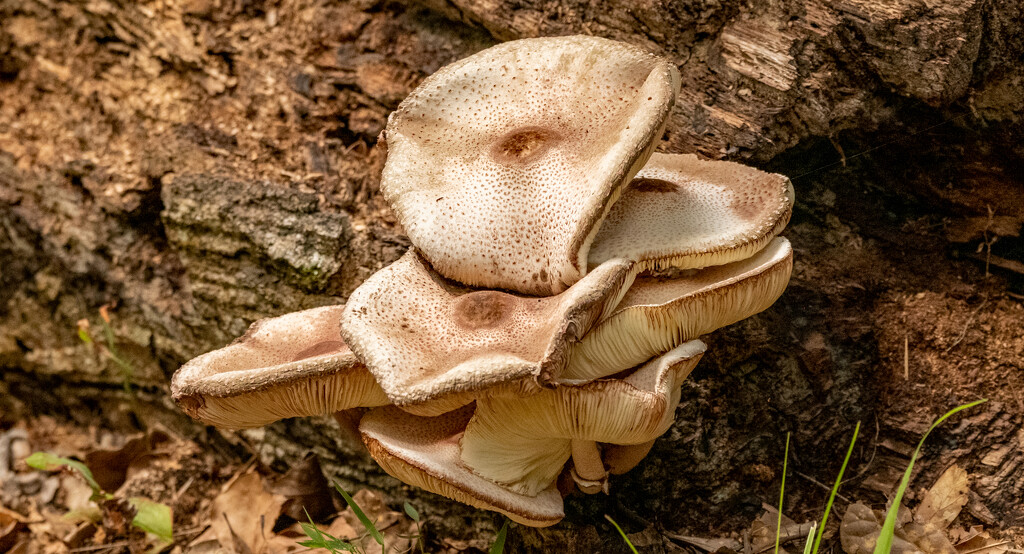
[292,340,347,361]
[454,291,514,330]
[631,178,678,193]
[491,127,560,165]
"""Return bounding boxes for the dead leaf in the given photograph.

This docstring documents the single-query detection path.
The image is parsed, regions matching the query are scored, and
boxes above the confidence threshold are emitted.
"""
[953,526,1009,554]
[902,522,956,554]
[840,502,923,554]
[269,453,333,523]
[84,429,173,492]
[915,465,968,530]
[0,506,28,552]
[192,465,287,554]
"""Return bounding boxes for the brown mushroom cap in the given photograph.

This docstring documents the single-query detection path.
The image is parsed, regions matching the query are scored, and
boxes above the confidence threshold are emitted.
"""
[380,35,680,295]
[588,153,794,272]
[360,405,565,527]
[171,305,388,429]
[565,237,793,381]
[340,250,636,415]
[458,340,706,496]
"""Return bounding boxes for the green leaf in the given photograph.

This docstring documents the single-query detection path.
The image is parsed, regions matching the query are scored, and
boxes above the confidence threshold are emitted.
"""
[25,452,106,500]
[872,399,988,554]
[812,421,860,554]
[489,520,509,554]
[77,327,93,344]
[605,515,638,554]
[334,481,385,546]
[404,501,420,522]
[803,523,817,554]
[775,432,790,554]
[129,498,174,543]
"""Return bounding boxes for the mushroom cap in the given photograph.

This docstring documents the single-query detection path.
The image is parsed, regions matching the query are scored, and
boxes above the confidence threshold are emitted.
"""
[360,405,565,527]
[340,250,636,415]
[459,340,706,496]
[588,153,794,272]
[171,305,388,429]
[565,237,793,381]
[381,35,680,295]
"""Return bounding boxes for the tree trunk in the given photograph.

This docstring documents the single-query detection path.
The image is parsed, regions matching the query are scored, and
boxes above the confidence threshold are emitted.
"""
[1,0,1022,550]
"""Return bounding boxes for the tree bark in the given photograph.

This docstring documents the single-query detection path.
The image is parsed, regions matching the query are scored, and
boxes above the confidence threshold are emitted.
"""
[1,0,1022,550]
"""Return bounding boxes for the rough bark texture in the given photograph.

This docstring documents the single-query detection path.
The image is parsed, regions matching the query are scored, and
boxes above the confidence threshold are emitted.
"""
[1,0,1023,550]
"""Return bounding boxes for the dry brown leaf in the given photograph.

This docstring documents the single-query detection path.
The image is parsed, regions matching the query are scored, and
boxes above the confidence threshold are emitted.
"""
[902,522,956,554]
[953,526,1009,554]
[83,429,173,492]
[269,453,333,522]
[0,505,28,552]
[915,465,969,530]
[840,502,924,554]
[192,465,287,554]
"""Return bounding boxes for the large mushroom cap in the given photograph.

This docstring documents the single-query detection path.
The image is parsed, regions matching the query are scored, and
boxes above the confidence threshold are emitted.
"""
[588,153,794,272]
[340,250,636,415]
[171,305,388,429]
[381,35,680,295]
[360,405,565,527]
[565,237,793,381]
[459,340,706,496]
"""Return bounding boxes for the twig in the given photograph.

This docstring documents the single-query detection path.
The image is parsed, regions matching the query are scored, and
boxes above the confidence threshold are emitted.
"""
[958,541,1012,554]
[945,298,989,353]
[904,334,909,380]
[796,471,852,508]
[70,542,128,553]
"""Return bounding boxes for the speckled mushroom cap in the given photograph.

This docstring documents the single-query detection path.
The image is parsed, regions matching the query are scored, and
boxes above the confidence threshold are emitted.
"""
[340,250,636,416]
[565,237,793,381]
[360,405,565,527]
[380,35,680,295]
[171,305,388,429]
[459,340,706,496]
[588,153,794,272]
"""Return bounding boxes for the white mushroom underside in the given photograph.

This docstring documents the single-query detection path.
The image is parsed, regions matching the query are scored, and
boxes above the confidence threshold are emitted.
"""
[588,153,794,272]
[565,237,793,381]
[459,341,705,496]
[171,305,389,429]
[360,405,565,527]
[382,35,679,295]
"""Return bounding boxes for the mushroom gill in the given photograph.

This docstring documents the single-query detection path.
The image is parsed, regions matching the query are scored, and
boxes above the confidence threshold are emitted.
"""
[171,305,388,429]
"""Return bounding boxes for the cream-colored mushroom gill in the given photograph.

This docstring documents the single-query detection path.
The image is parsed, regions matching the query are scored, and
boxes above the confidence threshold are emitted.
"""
[458,340,706,497]
[564,237,793,382]
[170,305,388,429]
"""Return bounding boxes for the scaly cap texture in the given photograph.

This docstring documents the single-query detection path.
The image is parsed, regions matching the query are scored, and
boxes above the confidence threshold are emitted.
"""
[380,35,680,295]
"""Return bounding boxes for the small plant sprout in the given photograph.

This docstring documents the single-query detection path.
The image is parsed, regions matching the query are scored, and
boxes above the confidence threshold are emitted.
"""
[775,432,790,554]
[25,452,174,548]
[605,514,639,554]
[872,400,988,554]
[489,520,509,554]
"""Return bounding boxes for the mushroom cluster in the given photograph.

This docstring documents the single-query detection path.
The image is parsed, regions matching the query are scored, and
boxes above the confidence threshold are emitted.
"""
[171,36,795,527]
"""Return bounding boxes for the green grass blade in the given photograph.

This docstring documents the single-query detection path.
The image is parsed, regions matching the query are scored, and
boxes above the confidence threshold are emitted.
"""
[404,501,420,522]
[775,432,790,554]
[489,520,509,554]
[872,399,987,554]
[334,481,385,546]
[812,421,860,554]
[803,523,817,554]
[605,515,638,554]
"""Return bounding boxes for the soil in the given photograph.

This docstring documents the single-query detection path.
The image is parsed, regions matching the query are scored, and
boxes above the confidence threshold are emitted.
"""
[1,0,1023,552]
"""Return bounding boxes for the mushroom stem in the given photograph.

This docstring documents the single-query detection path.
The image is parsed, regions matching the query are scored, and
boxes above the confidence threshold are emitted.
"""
[570,439,608,494]
[603,440,657,475]
[333,409,368,449]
